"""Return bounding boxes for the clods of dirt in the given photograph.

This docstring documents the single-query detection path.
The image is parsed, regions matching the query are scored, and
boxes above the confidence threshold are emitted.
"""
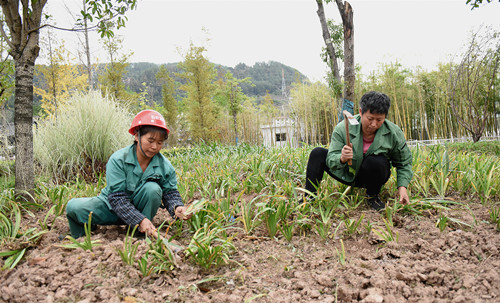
[1,203,499,302]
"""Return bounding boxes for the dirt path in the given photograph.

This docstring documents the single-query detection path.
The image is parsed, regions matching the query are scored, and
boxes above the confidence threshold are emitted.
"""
[1,201,499,303]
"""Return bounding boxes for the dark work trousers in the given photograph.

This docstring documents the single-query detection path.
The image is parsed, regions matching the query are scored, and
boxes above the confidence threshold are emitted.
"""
[304,147,391,197]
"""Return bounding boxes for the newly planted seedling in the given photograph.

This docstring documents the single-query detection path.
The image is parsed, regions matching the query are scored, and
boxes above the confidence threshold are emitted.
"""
[335,239,347,266]
[137,251,154,277]
[239,194,268,235]
[36,183,68,216]
[343,213,364,237]
[489,207,500,230]
[0,204,46,269]
[373,218,399,243]
[264,206,279,238]
[117,225,140,266]
[279,220,295,242]
[187,223,235,270]
[436,215,449,232]
[471,161,497,204]
[57,212,101,251]
[146,232,179,273]
[314,201,336,240]
[428,146,454,198]
[364,219,373,234]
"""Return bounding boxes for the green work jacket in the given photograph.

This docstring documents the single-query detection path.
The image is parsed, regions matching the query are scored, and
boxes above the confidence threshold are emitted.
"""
[98,144,178,209]
[326,115,413,188]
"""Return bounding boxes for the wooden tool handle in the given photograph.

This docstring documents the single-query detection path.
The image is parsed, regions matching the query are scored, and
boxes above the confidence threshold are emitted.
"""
[343,113,352,166]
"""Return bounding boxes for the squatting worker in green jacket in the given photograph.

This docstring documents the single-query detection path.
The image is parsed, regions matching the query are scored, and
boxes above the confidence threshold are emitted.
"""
[66,110,192,238]
[304,91,413,210]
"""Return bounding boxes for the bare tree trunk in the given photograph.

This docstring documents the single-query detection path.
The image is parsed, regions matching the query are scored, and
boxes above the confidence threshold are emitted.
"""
[83,0,93,88]
[316,0,356,125]
[14,58,35,198]
[233,111,238,144]
[1,0,46,199]
[316,0,340,83]
[336,0,355,103]
[47,34,59,120]
[230,84,239,144]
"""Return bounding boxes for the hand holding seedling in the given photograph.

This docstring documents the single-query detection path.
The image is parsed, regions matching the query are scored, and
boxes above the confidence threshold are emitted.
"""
[175,206,192,220]
[340,143,353,164]
[139,218,157,237]
[398,187,410,204]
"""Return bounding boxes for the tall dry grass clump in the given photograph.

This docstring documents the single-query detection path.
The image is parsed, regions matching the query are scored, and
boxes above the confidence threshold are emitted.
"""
[34,90,132,183]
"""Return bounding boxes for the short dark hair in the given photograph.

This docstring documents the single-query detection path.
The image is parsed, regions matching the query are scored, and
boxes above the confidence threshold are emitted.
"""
[359,91,391,115]
[134,125,168,143]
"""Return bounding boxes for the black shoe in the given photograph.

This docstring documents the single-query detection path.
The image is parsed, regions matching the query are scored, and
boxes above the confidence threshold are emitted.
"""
[368,195,385,211]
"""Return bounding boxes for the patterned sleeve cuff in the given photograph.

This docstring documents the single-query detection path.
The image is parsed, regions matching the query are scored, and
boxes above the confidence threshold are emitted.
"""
[162,189,184,218]
[108,191,146,226]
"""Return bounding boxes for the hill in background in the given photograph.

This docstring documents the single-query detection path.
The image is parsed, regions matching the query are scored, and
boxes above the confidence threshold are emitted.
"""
[123,61,309,106]
[25,61,309,119]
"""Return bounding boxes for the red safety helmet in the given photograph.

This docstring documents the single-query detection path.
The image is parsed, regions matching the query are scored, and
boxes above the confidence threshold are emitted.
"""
[128,110,170,135]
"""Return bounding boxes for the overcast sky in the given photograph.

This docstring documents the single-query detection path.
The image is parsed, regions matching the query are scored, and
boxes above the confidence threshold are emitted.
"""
[44,0,500,82]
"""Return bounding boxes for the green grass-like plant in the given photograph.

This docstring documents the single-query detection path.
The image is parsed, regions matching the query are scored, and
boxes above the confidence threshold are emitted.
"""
[146,233,179,273]
[117,226,140,266]
[364,219,373,234]
[57,212,101,251]
[239,194,268,235]
[335,239,346,266]
[186,223,235,270]
[0,203,46,269]
[373,218,399,243]
[314,201,336,240]
[137,251,154,277]
[489,207,500,230]
[279,220,295,242]
[264,206,279,238]
[36,183,70,230]
[436,215,449,232]
[343,213,365,237]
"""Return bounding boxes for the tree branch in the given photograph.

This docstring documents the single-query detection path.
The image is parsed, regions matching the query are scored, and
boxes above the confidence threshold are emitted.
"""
[0,19,15,51]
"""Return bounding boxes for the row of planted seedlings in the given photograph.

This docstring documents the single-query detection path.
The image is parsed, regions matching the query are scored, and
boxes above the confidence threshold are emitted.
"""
[411,144,499,202]
[1,143,499,273]
[0,173,108,270]
[164,143,500,272]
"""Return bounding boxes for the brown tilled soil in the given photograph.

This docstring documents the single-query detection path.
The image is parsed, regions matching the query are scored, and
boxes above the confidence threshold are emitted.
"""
[1,199,499,303]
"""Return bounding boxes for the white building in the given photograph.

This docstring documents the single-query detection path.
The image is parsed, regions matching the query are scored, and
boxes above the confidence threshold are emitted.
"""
[260,117,298,148]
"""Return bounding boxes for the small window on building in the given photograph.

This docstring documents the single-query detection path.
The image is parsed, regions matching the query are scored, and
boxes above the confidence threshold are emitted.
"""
[276,133,287,142]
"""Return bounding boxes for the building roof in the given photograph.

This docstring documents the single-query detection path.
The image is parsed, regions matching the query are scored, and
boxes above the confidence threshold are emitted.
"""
[260,117,294,129]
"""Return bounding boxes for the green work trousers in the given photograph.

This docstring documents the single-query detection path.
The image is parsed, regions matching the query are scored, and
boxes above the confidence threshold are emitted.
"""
[66,182,162,238]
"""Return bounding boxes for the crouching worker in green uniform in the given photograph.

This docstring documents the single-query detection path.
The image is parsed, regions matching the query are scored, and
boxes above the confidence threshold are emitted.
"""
[304,91,413,210]
[66,110,192,238]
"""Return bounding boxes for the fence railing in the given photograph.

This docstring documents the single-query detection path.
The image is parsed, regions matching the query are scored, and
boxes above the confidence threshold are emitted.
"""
[407,136,500,147]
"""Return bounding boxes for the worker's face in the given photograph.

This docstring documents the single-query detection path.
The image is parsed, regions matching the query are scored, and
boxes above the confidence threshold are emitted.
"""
[359,109,385,137]
[135,132,164,159]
